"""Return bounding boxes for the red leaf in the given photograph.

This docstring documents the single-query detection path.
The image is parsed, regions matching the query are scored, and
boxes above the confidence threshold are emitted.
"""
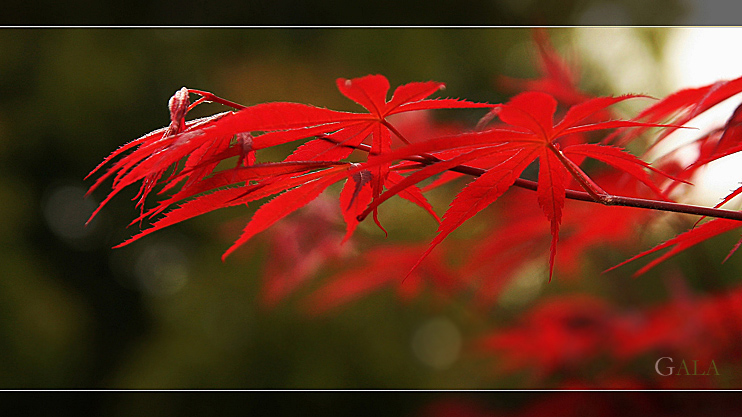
[357,145,518,222]
[537,147,567,281]
[496,92,675,145]
[410,146,540,273]
[498,91,557,138]
[385,81,445,113]
[606,218,742,277]
[347,90,684,280]
[86,112,234,223]
[91,75,700,288]
[339,170,374,243]
[89,76,493,252]
[120,165,349,248]
[390,98,493,114]
[610,74,742,146]
[562,143,683,199]
[476,295,612,378]
[677,102,742,182]
[553,94,649,134]
[148,161,348,218]
[222,170,348,260]
[113,187,250,249]
[285,124,374,162]
[561,120,686,137]
[336,75,390,117]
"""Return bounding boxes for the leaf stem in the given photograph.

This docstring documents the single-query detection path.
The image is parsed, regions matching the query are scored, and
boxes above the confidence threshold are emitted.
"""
[547,142,613,204]
[187,89,247,111]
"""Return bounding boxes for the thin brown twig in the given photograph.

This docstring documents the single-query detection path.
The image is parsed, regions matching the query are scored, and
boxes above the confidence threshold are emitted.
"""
[318,137,742,222]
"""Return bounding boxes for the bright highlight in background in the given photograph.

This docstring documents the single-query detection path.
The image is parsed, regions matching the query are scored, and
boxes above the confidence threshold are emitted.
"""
[662,28,742,206]
[664,28,742,89]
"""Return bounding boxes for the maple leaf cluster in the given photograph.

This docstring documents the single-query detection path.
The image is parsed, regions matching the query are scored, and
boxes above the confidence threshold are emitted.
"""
[89,54,727,271]
[87,30,742,387]
[87,29,742,300]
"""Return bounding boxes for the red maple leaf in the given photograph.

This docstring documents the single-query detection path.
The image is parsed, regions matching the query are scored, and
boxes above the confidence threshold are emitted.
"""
[356,91,680,280]
[89,73,688,285]
[87,75,490,259]
[606,218,742,277]
[607,73,742,147]
[462,174,656,308]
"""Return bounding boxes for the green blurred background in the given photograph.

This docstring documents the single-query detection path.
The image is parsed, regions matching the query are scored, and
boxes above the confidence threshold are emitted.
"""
[0,6,739,410]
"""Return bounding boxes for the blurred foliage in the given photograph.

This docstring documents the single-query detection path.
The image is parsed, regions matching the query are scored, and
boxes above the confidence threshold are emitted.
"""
[1,20,739,413]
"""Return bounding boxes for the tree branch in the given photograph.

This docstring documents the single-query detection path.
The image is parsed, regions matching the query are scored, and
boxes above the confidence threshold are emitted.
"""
[323,137,742,222]
[181,89,742,223]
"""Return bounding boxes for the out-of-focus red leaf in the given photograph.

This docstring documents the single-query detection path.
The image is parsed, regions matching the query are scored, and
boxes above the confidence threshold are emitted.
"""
[498,29,591,107]
[222,170,349,260]
[303,244,461,316]
[476,296,614,379]
[258,196,351,309]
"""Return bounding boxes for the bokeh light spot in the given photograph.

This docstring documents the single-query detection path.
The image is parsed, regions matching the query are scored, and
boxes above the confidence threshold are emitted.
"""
[411,317,462,370]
